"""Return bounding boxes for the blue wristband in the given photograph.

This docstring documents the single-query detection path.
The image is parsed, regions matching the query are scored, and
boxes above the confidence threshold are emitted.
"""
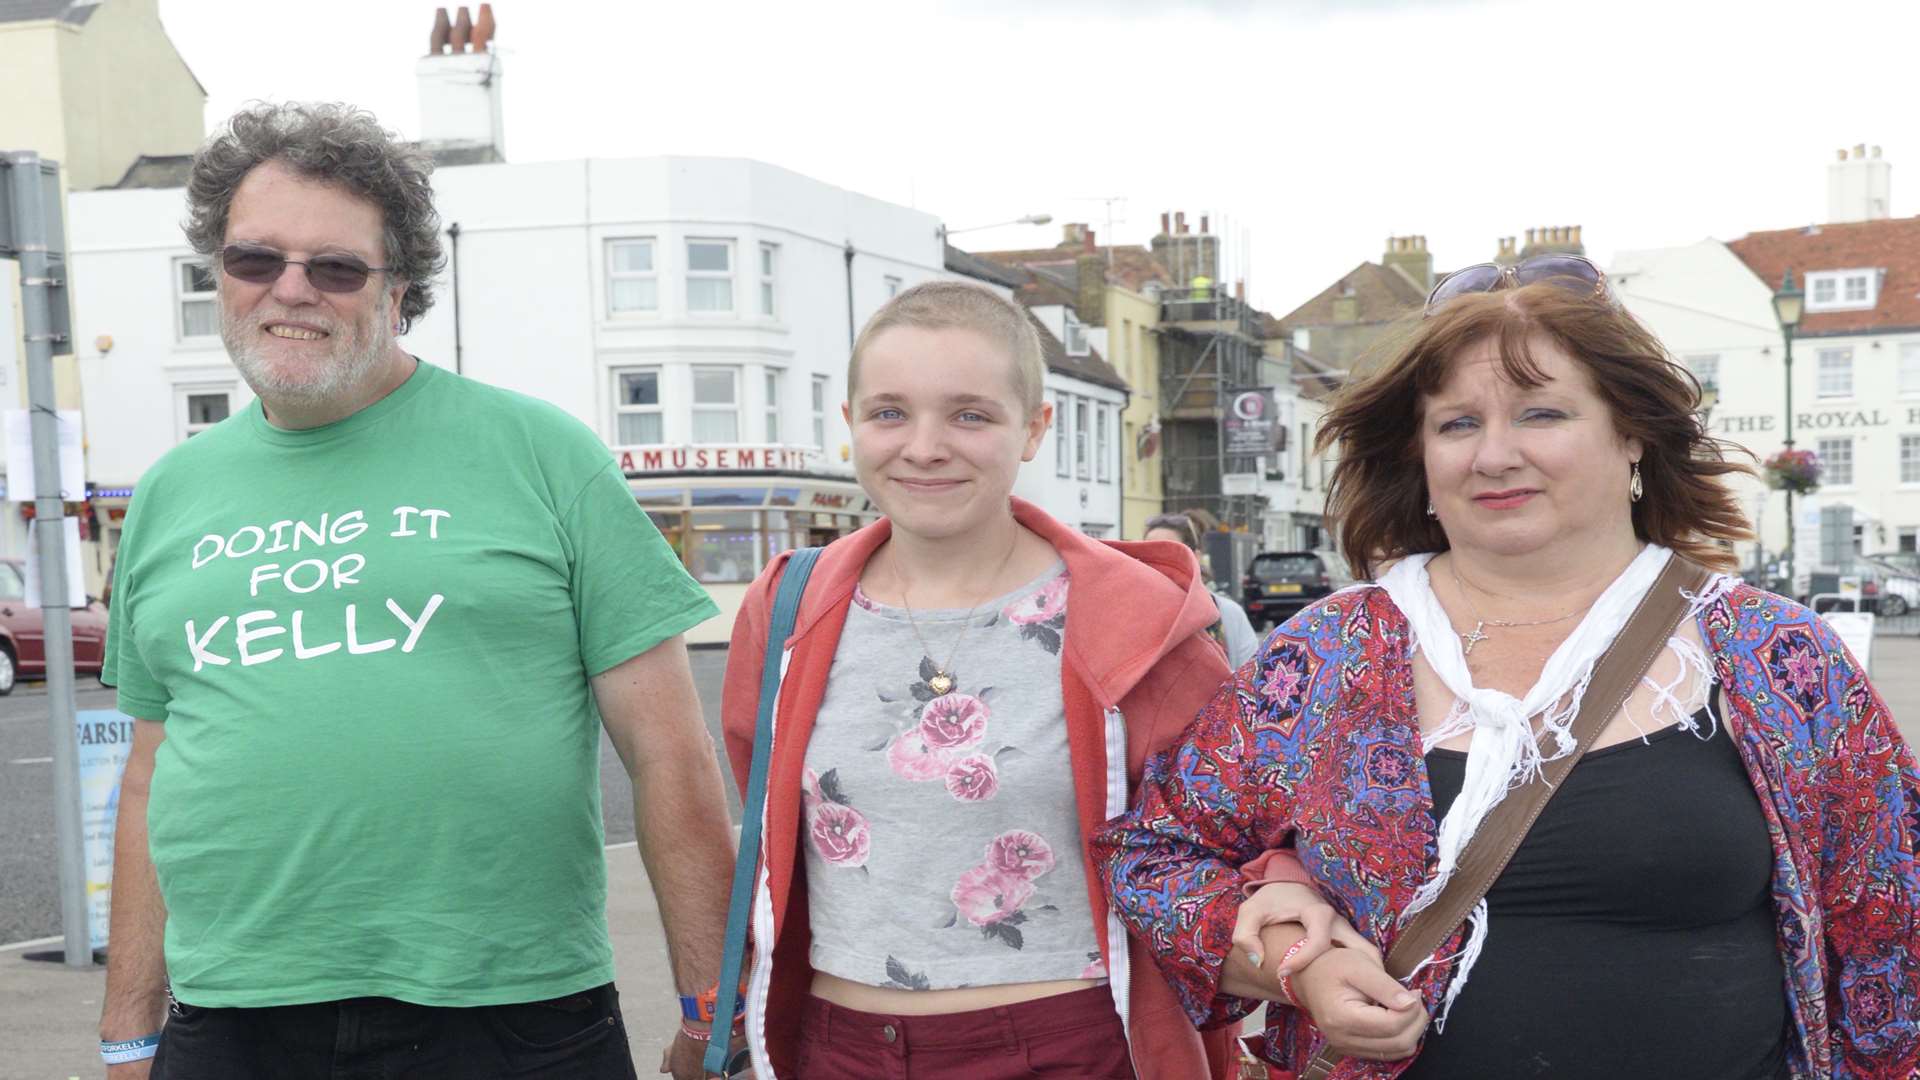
[102,1033,162,1064]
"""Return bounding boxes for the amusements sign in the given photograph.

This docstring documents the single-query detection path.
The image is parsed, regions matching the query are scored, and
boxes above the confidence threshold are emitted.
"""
[1222,388,1277,456]
[76,709,135,950]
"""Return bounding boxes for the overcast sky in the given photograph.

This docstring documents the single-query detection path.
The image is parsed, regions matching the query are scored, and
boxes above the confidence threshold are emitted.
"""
[157,0,1917,317]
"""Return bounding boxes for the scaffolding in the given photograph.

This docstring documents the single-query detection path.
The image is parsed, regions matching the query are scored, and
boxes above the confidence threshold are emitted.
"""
[1156,283,1267,531]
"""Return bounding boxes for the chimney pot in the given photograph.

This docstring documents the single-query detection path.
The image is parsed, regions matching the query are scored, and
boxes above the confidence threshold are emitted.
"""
[1873,145,1883,158]
[430,7,451,53]
[1175,211,1186,234]
[1572,225,1582,245]
[1526,228,1536,245]
[451,5,472,51]
[1837,148,1849,161]
[1084,228,1096,253]
[473,3,496,50]
[1235,280,1245,301]
[1200,214,1210,234]
[1855,143,1867,158]
[1160,212,1170,234]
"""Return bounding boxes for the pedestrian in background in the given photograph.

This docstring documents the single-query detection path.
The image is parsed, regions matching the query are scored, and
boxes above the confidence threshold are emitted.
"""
[719,281,1345,1078]
[1141,512,1260,669]
[1098,266,1920,1077]
[97,103,734,1080]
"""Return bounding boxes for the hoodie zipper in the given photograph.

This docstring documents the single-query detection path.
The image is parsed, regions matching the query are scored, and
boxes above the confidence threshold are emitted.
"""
[1102,703,1139,1074]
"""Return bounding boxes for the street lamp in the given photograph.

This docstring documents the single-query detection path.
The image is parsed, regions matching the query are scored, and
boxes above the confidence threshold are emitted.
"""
[940,213,1053,238]
[1773,267,1805,585]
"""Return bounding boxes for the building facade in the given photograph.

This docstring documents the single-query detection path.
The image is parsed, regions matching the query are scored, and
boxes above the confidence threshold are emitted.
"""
[1613,152,1920,578]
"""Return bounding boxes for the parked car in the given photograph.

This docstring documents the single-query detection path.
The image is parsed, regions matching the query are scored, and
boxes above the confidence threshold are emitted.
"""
[0,559,108,694]
[1242,551,1337,630]
[1858,556,1919,617]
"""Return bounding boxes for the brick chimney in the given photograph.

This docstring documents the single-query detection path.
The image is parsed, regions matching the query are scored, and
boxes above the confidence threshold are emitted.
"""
[1150,209,1220,289]
[1382,234,1433,291]
[1518,225,1585,259]
[418,5,506,161]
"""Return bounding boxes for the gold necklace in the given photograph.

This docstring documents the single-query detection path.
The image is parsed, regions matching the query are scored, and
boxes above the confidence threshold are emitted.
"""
[1445,557,1591,656]
[896,531,1020,696]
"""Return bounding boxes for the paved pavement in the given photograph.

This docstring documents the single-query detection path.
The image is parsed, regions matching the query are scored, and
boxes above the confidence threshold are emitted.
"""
[3,637,1917,1078]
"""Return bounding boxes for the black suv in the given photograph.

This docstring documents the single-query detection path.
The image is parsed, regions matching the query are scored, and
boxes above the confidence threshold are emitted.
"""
[1242,551,1335,630]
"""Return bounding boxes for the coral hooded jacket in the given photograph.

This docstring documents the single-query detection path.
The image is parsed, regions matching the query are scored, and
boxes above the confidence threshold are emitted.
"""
[719,498,1242,1079]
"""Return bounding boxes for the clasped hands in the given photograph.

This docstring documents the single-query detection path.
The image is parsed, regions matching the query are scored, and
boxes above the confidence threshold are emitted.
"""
[1220,882,1429,1062]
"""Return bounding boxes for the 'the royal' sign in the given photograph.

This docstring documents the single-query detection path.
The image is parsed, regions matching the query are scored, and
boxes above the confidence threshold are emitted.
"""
[613,445,824,475]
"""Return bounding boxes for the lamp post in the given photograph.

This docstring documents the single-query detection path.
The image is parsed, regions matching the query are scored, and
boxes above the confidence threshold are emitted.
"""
[1773,267,1805,585]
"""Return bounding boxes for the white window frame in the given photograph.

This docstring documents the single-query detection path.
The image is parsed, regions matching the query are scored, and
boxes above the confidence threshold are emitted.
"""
[1095,404,1111,482]
[1075,398,1091,480]
[1055,393,1072,477]
[690,365,741,444]
[1900,342,1920,397]
[1816,348,1853,399]
[176,385,232,441]
[1065,313,1090,357]
[1806,268,1880,312]
[1901,434,1920,485]
[1684,353,1720,392]
[606,238,659,316]
[1818,436,1854,487]
[759,242,779,318]
[765,368,783,444]
[612,367,665,445]
[175,257,218,342]
[686,239,736,314]
[811,374,829,449]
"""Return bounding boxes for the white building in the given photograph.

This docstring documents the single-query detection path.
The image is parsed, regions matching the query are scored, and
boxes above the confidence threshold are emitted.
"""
[63,10,1055,641]
[1020,302,1128,538]
[1611,145,1920,577]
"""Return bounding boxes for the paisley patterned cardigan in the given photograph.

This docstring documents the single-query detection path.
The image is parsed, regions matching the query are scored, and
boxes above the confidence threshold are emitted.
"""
[1093,582,1920,1079]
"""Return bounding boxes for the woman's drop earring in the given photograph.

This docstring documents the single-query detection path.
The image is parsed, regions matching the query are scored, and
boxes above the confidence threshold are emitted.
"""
[1629,461,1644,503]
[1426,499,1437,517]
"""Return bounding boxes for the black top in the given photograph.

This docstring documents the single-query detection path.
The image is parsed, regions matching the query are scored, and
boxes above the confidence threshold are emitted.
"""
[1398,693,1791,1080]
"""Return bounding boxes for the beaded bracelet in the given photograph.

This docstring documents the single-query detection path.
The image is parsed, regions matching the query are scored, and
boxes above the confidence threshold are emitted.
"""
[101,1033,162,1064]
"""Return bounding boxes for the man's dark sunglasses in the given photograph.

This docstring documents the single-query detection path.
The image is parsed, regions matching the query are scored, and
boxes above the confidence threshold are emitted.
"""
[1425,254,1608,315]
[219,244,391,293]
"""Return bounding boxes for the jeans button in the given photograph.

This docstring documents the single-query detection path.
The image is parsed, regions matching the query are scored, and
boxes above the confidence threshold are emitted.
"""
[881,1023,898,1044]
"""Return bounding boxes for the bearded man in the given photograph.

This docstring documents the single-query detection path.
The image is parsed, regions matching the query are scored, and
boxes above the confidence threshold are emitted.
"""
[96,103,735,1080]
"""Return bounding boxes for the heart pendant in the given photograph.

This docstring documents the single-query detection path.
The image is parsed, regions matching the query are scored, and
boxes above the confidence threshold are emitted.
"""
[928,673,954,695]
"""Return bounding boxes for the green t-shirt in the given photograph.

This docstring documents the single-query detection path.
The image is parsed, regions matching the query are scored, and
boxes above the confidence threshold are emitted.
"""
[103,360,718,1007]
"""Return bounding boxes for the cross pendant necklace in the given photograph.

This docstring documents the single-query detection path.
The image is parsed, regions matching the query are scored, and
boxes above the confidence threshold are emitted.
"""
[1461,622,1489,655]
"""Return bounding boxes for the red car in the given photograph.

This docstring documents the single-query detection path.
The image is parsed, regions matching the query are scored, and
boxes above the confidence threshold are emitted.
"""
[0,558,108,694]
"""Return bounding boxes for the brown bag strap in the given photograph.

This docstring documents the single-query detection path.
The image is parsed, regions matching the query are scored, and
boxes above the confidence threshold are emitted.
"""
[1297,555,1710,1080]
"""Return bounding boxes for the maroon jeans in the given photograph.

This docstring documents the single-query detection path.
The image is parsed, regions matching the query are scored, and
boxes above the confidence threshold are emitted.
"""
[792,984,1134,1079]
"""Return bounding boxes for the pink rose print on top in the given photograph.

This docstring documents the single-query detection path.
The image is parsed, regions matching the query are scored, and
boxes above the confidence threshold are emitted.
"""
[944,754,1000,802]
[887,731,953,782]
[1005,572,1068,625]
[1080,952,1109,980]
[810,800,871,868]
[951,865,1035,927]
[918,693,990,750]
[803,768,871,869]
[986,830,1056,880]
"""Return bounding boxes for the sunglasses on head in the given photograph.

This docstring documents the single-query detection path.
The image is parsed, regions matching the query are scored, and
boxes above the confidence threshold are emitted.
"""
[219,243,391,294]
[1425,254,1608,315]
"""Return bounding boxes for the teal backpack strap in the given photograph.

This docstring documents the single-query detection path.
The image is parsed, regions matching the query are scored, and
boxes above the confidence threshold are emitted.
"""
[704,546,822,1076]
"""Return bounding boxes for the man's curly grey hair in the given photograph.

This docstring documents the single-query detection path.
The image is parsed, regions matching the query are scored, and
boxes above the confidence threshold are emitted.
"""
[184,102,446,332]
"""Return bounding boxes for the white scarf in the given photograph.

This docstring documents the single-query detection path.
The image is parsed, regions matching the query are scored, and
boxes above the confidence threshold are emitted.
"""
[1376,543,1674,1024]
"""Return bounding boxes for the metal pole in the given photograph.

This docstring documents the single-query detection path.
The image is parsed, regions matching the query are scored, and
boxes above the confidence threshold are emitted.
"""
[6,152,88,968]
[1783,326,1796,588]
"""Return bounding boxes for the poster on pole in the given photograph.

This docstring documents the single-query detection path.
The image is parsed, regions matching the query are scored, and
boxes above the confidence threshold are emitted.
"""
[3,408,84,501]
[1222,387,1277,456]
[25,515,85,609]
[75,709,135,951]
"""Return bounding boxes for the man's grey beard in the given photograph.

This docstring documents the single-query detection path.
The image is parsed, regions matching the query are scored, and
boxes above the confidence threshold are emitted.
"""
[219,297,394,409]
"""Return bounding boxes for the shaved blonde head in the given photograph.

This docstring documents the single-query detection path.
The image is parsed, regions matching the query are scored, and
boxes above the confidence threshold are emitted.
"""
[849,281,1047,415]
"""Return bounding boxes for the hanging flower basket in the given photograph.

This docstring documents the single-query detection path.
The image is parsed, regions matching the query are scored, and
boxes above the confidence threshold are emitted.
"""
[1764,448,1821,494]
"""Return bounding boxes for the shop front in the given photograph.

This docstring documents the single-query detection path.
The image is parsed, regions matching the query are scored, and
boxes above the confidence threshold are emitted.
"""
[616,445,880,645]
